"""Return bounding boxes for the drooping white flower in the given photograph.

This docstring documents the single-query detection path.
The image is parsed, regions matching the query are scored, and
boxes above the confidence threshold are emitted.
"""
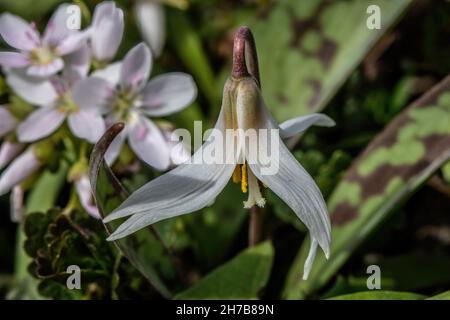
[103,27,334,280]
[0,4,87,77]
[89,1,124,62]
[86,42,197,170]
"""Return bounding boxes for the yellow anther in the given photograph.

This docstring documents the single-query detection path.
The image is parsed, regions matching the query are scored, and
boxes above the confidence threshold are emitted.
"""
[241,164,248,193]
[232,165,241,183]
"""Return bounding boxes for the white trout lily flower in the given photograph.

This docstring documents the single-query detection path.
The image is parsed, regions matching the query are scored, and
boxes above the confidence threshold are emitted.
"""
[89,1,124,62]
[88,42,197,170]
[0,4,87,77]
[103,27,334,280]
[7,45,107,144]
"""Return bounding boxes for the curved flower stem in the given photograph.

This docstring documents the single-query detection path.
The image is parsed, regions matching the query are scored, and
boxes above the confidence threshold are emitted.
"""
[232,26,264,246]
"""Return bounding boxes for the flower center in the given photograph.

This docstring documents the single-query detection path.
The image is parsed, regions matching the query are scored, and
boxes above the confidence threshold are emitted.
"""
[232,163,266,208]
[29,46,56,65]
[58,93,79,114]
[112,89,139,122]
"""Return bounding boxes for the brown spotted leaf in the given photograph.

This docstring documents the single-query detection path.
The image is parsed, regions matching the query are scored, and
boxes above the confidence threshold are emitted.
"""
[251,0,412,121]
[284,75,450,299]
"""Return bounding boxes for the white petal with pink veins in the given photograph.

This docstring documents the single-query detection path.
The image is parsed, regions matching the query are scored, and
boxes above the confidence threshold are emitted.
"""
[68,111,105,143]
[0,106,17,136]
[0,149,41,195]
[6,72,58,106]
[75,175,101,219]
[128,115,170,171]
[0,13,40,50]
[120,43,152,91]
[17,107,65,142]
[0,52,30,68]
[141,73,197,117]
[0,142,24,170]
[72,77,113,113]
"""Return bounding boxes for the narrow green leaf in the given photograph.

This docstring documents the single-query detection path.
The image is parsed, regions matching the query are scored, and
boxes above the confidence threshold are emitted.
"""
[427,291,450,300]
[284,75,450,299]
[328,290,425,300]
[175,241,274,300]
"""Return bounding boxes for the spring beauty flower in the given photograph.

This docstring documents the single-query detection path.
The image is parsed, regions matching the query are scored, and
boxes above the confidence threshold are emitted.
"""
[0,4,86,77]
[7,45,107,144]
[103,27,334,279]
[87,42,197,170]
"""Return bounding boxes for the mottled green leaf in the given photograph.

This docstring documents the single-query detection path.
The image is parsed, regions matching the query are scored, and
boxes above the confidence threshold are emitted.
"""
[284,75,450,299]
[175,241,274,300]
[328,290,425,300]
[251,0,412,121]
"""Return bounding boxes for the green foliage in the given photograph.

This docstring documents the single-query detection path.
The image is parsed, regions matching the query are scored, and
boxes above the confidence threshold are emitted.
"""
[175,241,274,300]
[328,290,425,300]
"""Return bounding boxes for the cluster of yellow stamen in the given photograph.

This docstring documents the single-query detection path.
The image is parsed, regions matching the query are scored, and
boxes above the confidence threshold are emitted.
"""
[232,164,248,193]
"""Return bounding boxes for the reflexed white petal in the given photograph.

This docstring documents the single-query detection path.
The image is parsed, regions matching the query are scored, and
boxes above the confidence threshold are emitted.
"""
[92,62,121,85]
[72,77,113,113]
[91,6,124,61]
[0,142,24,170]
[279,113,335,139]
[63,42,91,82]
[68,110,105,143]
[0,149,41,195]
[104,124,126,165]
[75,175,100,219]
[128,116,170,170]
[0,106,17,136]
[141,73,197,117]
[43,3,77,46]
[17,107,65,142]
[0,52,30,68]
[248,132,331,258]
[6,71,57,105]
[134,1,166,57]
[26,58,64,77]
[0,13,40,50]
[105,133,236,240]
[120,43,152,91]
[302,238,318,280]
